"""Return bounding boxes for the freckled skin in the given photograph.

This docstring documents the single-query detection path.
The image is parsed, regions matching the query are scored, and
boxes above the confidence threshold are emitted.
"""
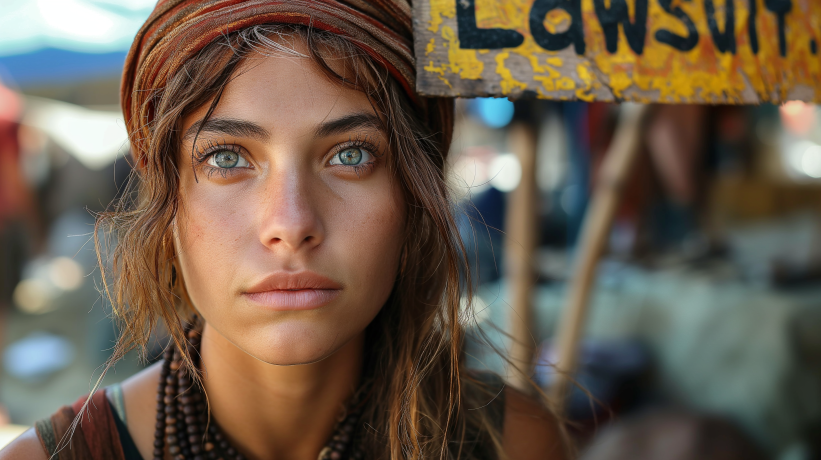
[175,51,405,366]
[0,44,567,460]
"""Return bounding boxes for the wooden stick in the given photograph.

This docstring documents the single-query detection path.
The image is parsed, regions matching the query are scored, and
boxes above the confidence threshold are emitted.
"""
[505,121,539,392]
[549,104,648,410]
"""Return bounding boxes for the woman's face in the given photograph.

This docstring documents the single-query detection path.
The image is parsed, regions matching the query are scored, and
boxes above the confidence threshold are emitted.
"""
[174,48,405,365]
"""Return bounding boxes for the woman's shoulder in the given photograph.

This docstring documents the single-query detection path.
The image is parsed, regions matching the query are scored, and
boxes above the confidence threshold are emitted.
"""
[0,362,162,460]
[502,386,570,460]
[0,428,48,460]
[462,371,570,460]
[0,388,119,459]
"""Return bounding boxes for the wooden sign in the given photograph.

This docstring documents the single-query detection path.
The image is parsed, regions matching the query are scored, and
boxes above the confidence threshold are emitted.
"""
[413,0,821,103]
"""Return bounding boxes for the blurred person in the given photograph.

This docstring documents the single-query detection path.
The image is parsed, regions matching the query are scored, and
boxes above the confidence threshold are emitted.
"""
[0,82,35,427]
[0,83,35,310]
[1,1,569,460]
[580,411,770,460]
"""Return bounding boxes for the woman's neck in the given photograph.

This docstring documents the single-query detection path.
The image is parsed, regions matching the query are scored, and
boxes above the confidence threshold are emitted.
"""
[199,322,364,460]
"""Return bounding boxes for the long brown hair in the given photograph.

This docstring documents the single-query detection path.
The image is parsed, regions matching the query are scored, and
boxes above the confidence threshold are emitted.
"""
[96,24,503,459]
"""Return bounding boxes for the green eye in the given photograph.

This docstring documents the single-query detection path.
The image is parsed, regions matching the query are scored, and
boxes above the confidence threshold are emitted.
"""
[214,151,239,168]
[206,150,250,169]
[337,148,363,165]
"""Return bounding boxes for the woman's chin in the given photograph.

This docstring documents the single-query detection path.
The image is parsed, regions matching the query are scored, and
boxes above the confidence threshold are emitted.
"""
[236,324,352,366]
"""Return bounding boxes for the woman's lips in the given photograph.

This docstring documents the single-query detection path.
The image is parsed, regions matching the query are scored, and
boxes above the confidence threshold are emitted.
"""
[242,271,342,310]
[244,289,341,310]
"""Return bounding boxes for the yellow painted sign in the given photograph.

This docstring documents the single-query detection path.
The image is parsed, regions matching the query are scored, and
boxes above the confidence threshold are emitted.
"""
[413,0,821,103]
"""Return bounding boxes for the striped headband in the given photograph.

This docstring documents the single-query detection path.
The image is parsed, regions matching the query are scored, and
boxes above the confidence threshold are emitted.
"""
[121,0,454,167]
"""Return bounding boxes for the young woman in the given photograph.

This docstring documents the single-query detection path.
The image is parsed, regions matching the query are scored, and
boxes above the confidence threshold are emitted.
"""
[2,1,568,459]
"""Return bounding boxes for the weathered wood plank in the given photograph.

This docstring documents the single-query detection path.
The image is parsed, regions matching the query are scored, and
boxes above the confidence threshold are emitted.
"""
[413,0,821,103]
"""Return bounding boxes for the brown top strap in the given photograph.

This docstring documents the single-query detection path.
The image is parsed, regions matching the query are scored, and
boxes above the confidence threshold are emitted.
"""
[34,390,127,460]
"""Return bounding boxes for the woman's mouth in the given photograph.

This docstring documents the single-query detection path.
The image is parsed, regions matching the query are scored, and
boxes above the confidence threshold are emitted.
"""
[242,271,342,310]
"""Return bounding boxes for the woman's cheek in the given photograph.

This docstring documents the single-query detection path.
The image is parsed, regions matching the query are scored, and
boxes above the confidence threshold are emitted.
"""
[354,185,404,289]
[175,187,250,305]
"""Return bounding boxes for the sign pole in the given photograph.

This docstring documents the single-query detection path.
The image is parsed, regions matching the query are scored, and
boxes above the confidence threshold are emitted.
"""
[504,118,540,392]
[548,104,647,411]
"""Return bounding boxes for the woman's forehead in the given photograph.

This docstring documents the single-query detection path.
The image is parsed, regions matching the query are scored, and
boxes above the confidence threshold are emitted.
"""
[182,50,376,138]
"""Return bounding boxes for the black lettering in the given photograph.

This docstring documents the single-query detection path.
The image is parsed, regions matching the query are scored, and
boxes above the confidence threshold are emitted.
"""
[456,0,525,49]
[765,0,792,56]
[593,0,648,54]
[705,0,736,53]
[748,0,759,54]
[655,0,699,51]
[530,0,586,55]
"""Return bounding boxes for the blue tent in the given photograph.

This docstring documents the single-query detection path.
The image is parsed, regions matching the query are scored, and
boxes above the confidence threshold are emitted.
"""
[0,0,154,87]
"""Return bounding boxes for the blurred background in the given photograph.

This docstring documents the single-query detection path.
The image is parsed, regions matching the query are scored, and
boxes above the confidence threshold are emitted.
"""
[1,1,821,459]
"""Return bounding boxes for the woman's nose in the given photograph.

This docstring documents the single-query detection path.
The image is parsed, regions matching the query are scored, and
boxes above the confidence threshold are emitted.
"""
[257,169,324,252]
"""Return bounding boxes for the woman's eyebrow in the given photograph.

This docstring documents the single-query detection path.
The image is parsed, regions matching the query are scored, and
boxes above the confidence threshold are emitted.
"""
[184,117,270,141]
[183,112,383,141]
[314,113,384,139]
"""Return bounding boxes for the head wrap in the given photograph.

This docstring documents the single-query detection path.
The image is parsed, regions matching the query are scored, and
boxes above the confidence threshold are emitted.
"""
[121,0,453,167]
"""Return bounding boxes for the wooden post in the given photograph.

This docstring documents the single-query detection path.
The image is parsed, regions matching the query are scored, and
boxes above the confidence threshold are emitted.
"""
[549,104,648,410]
[505,120,539,392]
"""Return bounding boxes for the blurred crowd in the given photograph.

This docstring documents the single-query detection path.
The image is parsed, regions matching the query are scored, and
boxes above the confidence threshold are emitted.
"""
[2,1,821,459]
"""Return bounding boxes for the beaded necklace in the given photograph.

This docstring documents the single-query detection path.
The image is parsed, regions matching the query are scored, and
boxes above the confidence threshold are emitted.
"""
[152,319,366,460]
